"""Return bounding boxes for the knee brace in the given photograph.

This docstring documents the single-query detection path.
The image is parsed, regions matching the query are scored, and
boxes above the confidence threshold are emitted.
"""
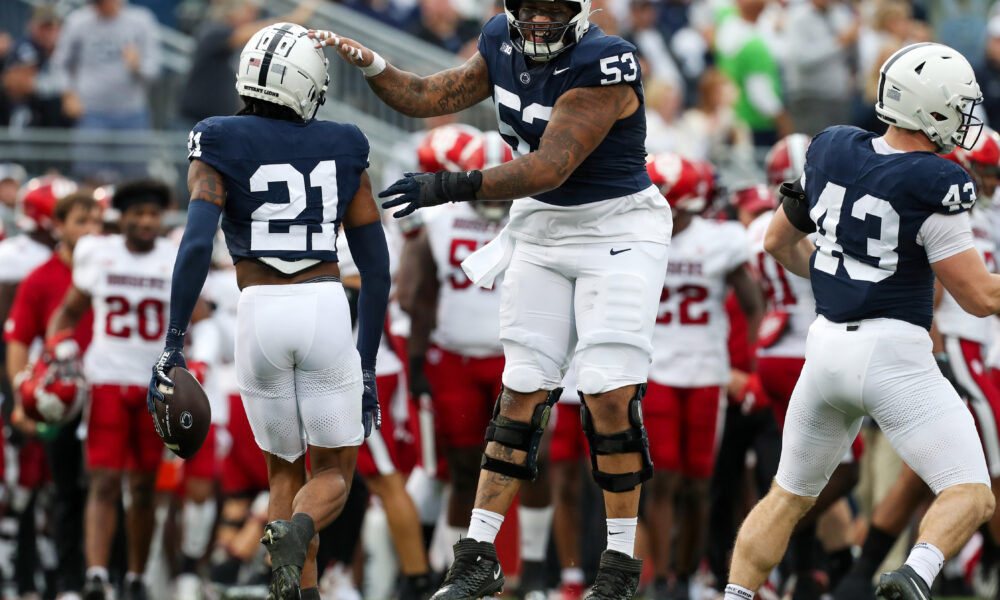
[481,388,562,481]
[580,384,654,493]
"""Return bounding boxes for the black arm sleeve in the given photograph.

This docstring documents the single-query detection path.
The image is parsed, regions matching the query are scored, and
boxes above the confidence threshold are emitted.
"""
[779,180,817,234]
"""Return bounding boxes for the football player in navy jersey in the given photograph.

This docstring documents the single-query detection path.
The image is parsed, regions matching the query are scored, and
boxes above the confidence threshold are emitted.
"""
[725,43,999,600]
[312,2,671,598]
[146,23,390,600]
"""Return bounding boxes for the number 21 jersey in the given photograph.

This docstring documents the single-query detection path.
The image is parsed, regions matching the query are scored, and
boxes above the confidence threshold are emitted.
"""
[73,234,175,386]
[188,115,370,264]
[805,126,975,329]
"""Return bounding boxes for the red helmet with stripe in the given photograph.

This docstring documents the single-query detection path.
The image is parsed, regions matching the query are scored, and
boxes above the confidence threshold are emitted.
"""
[944,126,1000,199]
[765,133,811,187]
[731,184,777,215]
[647,153,710,213]
[16,175,78,233]
[417,124,482,173]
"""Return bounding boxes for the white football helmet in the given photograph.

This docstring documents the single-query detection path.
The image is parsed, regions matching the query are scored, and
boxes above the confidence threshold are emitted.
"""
[875,42,983,154]
[236,23,330,120]
[504,0,592,61]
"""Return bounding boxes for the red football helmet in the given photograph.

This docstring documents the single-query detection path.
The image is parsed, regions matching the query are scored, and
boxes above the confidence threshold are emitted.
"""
[17,334,87,425]
[461,131,515,222]
[16,175,78,233]
[417,124,482,173]
[731,184,777,215]
[647,153,710,213]
[944,126,1000,199]
[765,134,811,187]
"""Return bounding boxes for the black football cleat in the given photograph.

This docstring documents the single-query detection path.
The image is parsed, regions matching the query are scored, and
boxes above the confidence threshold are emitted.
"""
[261,519,311,600]
[430,539,505,600]
[876,565,933,600]
[584,550,643,600]
[123,579,148,600]
[83,576,107,600]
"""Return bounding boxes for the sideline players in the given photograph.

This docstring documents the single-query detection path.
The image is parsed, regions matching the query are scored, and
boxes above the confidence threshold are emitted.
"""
[47,180,174,600]
[148,23,390,600]
[313,0,671,596]
[725,43,997,600]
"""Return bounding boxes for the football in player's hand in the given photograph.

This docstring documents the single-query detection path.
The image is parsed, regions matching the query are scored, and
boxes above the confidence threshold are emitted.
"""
[151,366,211,459]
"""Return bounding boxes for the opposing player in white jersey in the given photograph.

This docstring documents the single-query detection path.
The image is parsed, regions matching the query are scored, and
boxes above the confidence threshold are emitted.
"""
[148,23,389,600]
[727,43,998,600]
[46,180,174,600]
[643,153,763,597]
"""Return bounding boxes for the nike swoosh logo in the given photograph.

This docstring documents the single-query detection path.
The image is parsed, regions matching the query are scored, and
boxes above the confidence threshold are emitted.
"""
[610,248,631,256]
[608,531,624,535]
[493,565,501,579]
[554,67,570,75]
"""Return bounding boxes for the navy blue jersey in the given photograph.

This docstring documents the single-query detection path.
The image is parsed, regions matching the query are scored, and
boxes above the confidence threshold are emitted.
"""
[477,15,651,206]
[188,115,369,263]
[806,126,975,329]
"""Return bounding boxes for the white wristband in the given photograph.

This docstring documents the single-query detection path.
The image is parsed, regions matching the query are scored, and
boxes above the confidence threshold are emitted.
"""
[361,51,387,78]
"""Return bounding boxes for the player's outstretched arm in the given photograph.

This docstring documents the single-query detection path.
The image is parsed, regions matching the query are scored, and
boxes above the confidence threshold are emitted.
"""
[764,205,815,279]
[379,84,636,217]
[311,31,491,118]
[933,248,1000,318]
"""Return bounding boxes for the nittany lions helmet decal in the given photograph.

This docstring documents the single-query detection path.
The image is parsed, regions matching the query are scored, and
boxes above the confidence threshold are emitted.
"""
[236,23,330,120]
[875,42,983,154]
[504,0,593,61]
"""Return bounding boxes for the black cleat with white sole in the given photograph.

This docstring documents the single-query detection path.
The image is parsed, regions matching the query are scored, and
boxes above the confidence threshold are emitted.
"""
[876,565,933,600]
[584,550,643,600]
[430,539,505,600]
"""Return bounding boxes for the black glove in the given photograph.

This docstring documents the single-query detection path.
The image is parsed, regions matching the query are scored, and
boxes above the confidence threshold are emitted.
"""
[148,345,186,414]
[409,356,432,398]
[936,352,971,400]
[379,170,483,218]
[362,368,381,438]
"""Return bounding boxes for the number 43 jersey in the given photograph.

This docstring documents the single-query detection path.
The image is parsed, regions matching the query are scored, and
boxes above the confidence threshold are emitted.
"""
[477,15,651,206]
[188,115,370,264]
[805,126,976,330]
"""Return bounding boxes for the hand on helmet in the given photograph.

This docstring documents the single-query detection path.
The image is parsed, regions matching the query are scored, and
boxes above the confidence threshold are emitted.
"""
[309,30,373,68]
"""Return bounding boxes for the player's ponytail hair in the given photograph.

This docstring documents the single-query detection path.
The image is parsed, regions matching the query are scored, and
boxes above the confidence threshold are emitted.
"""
[237,96,304,123]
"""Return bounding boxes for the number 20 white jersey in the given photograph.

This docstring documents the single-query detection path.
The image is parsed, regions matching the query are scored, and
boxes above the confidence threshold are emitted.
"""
[649,217,749,387]
[73,234,175,386]
[424,203,506,358]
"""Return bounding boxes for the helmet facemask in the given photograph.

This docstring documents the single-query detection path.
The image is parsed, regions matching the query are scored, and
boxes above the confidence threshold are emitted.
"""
[505,0,586,62]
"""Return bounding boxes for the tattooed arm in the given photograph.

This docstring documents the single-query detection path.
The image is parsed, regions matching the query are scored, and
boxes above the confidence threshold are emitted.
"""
[476,83,638,200]
[313,31,491,118]
[188,159,227,209]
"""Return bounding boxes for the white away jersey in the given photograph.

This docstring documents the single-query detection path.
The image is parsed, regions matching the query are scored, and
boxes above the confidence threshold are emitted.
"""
[747,210,817,358]
[425,203,505,357]
[935,209,997,344]
[0,234,51,283]
[650,218,749,387]
[73,234,175,385]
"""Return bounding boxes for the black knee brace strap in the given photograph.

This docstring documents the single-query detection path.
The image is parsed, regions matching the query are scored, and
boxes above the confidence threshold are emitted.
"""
[580,384,654,493]
[481,388,562,481]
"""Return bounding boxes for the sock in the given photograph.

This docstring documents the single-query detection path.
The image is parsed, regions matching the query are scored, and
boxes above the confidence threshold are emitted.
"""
[300,587,320,600]
[124,572,141,585]
[724,583,755,600]
[562,567,585,585]
[826,547,855,589]
[518,505,554,562]
[85,566,109,583]
[467,509,504,544]
[181,555,199,575]
[904,542,945,588]
[606,517,638,557]
[856,525,897,579]
[181,499,217,561]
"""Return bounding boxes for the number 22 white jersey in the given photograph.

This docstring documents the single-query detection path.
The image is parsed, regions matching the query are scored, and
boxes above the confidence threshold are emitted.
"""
[649,217,749,387]
[73,234,175,386]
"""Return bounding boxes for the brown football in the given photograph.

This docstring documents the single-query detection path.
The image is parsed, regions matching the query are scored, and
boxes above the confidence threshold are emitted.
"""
[151,366,211,459]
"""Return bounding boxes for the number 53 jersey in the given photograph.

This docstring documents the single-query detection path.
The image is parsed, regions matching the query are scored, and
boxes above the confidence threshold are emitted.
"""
[188,115,370,263]
[73,234,176,386]
[805,126,976,330]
